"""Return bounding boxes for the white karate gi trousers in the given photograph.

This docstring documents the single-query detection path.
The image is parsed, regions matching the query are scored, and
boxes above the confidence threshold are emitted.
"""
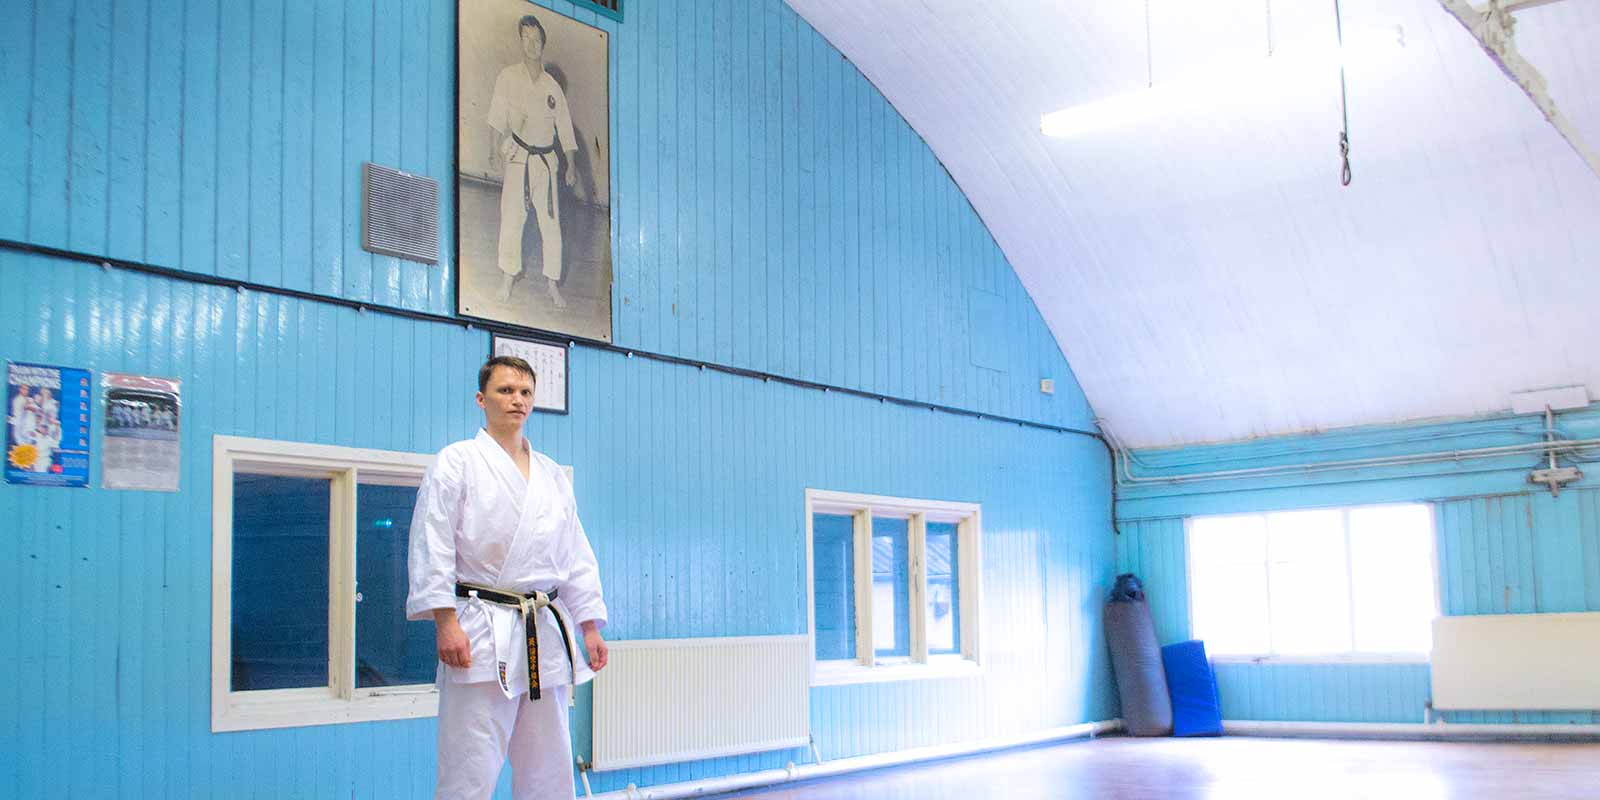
[497,151,563,283]
[435,680,574,800]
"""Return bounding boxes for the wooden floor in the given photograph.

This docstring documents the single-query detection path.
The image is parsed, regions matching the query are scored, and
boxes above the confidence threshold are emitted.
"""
[723,736,1600,799]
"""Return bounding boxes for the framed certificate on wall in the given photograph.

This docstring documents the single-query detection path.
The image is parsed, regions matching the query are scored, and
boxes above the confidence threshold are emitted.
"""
[491,334,570,415]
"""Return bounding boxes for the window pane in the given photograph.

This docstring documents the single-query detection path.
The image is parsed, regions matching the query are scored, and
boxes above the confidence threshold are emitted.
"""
[872,517,911,658]
[1349,505,1435,653]
[356,482,438,687]
[1191,563,1272,655]
[1266,510,1352,654]
[232,474,330,691]
[1189,516,1270,655]
[926,522,960,654]
[1189,515,1267,563]
[812,513,856,661]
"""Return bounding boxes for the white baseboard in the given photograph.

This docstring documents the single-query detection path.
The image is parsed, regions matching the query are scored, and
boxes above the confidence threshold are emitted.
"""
[1224,719,1600,741]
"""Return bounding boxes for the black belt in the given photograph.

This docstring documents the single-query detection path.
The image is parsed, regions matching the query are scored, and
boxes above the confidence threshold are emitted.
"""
[510,132,558,219]
[455,581,576,701]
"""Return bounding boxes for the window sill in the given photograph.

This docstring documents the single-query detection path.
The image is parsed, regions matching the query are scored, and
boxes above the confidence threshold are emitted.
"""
[212,685,439,732]
[1209,653,1429,665]
[811,657,983,687]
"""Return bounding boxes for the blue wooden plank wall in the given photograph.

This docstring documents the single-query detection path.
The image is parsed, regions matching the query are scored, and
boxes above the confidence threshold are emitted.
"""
[0,0,1091,432]
[1,0,1115,793]
[0,0,1118,789]
[1,197,1112,800]
[1113,410,1600,725]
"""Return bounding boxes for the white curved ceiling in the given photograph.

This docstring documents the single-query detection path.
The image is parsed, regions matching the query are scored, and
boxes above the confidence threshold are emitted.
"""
[785,0,1600,448]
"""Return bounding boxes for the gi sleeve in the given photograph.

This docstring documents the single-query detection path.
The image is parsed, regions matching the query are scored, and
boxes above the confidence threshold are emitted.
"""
[554,84,577,154]
[555,468,608,628]
[405,447,466,621]
[485,68,512,134]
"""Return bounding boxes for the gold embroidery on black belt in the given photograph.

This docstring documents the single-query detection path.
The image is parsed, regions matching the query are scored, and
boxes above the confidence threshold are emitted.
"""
[456,581,577,704]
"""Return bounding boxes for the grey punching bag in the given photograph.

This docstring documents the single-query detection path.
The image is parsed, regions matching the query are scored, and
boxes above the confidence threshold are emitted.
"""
[1105,573,1173,736]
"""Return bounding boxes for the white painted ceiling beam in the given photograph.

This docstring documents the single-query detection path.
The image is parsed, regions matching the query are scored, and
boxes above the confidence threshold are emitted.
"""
[1437,0,1600,180]
[1501,0,1568,12]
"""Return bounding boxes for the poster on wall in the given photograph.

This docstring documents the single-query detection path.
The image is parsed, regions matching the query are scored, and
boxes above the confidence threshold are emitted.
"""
[457,0,613,343]
[101,372,182,492]
[492,334,569,415]
[5,361,92,487]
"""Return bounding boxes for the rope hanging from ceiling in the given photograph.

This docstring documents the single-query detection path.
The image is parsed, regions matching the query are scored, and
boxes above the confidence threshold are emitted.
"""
[1144,0,1154,88]
[1267,0,1274,56]
[1334,0,1354,186]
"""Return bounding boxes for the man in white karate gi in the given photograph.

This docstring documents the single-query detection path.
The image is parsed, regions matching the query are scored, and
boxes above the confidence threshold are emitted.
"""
[407,355,609,799]
[37,387,59,425]
[487,14,579,309]
[31,418,60,473]
[8,384,33,443]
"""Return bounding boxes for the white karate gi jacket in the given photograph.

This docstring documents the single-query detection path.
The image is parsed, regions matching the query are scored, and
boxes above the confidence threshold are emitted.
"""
[406,430,607,697]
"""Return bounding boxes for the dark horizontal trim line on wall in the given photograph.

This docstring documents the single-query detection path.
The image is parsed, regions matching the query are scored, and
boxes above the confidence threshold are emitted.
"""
[1,237,1103,441]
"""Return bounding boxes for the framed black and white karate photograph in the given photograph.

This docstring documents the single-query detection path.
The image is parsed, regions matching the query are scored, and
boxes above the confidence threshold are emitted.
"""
[458,1,613,343]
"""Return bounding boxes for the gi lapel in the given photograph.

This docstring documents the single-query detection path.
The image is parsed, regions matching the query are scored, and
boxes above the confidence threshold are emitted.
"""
[469,431,537,698]
[472,429,528,512]
[495,453,559,588]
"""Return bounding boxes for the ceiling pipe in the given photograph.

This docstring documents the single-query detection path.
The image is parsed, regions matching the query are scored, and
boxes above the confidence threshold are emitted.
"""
[1101,423,1600,486]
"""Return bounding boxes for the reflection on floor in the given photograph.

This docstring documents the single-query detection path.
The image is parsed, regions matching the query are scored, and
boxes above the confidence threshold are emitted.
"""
[717,735,1600,800]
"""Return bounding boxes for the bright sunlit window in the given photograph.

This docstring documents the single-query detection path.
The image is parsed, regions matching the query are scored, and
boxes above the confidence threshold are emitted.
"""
[1187,504,1436,659]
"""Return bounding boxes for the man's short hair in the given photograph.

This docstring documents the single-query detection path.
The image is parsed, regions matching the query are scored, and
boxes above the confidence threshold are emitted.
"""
[517,14,546,46]
[479,355,537,392]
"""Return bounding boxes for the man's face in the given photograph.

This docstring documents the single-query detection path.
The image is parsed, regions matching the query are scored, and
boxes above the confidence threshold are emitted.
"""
[520,27,545,62]
[477,366,535,429]
[39,389,51,402]
[16,386,29,398]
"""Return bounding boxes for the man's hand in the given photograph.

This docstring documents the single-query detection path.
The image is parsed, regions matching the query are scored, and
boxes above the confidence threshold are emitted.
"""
[582,620,607,672]
[434,608,472,669]
[563,150,578,189]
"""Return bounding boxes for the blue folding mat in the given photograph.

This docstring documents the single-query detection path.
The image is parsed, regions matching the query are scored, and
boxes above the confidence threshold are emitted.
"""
[1160,640,1223,736]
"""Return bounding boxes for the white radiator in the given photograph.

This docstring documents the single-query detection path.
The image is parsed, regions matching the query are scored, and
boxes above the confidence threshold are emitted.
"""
[591,635,811,771]
[1431,612,1600,710]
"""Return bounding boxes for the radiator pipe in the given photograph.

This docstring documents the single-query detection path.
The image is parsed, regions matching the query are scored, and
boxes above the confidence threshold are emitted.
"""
[577,758,595,798]
[584,720,1119,800]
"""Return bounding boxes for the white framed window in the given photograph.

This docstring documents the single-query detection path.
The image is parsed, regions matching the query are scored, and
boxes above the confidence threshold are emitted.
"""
[1186,503,1438,663]
[211,435,439,731]
[805,489,982,685]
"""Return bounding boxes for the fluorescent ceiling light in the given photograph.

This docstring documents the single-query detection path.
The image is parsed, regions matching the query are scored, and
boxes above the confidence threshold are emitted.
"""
[1040,26,1405,138]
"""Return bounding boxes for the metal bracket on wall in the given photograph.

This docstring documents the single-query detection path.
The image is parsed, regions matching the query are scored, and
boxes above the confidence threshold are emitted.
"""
[1529,405,1583,496]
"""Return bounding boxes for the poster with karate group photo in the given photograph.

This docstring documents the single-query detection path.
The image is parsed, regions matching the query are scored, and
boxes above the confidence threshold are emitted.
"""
[101,372,182,492]
[5,361,92,487]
